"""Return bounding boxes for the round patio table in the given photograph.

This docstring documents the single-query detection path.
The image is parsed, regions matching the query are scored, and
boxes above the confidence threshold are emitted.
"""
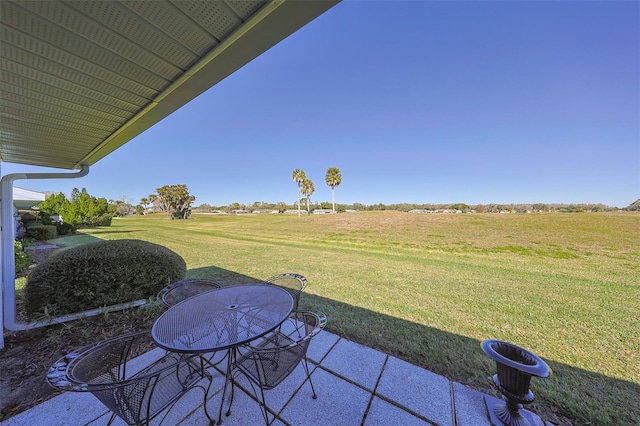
[151,284,293,425]
[152,284,293,353]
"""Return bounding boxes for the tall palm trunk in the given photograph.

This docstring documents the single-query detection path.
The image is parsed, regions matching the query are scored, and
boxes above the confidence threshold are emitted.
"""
[332,188,336,213]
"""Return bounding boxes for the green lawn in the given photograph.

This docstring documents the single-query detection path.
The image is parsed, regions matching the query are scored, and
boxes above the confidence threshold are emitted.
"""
[66,211,639,425]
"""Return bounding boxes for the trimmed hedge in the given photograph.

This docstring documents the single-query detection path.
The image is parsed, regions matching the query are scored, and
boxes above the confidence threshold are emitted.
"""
[25,222,57,240]
[55,222,76,236]
[24,239,186,317]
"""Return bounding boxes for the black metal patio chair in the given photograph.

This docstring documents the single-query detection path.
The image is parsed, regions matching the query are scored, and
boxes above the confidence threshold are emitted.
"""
[263,272,308,337]
[46,330,214,425]
[225,310,327,425]
[263,273,307,311]
[157,277,222,308]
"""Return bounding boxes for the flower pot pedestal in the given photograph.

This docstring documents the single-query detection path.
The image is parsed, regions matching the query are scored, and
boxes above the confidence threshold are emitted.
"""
[481,339,551,426]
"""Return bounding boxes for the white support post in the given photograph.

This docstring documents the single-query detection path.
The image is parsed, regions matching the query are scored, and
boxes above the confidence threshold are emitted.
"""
[0,166,89,349]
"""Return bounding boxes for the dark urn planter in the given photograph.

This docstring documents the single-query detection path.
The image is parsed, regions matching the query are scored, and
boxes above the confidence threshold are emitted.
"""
[481,339,551,426]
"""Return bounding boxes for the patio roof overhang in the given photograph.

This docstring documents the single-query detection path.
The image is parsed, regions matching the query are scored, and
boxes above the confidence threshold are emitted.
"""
[0,0,340,170]
[5,187,45,210]
[0,0,341,348]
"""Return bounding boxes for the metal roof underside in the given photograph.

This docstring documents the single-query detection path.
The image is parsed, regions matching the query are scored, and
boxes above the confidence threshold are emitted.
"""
[0,0,339,170]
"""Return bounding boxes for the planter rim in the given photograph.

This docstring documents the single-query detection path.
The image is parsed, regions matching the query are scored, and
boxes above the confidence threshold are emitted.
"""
[482,339,550,378]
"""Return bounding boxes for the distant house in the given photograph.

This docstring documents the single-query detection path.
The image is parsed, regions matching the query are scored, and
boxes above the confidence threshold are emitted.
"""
[1,187,46,237]
[11,187,45,212]
[312,209,334,214]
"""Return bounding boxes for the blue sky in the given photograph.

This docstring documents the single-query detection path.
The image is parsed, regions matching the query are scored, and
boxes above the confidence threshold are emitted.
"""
[2,1,639,208]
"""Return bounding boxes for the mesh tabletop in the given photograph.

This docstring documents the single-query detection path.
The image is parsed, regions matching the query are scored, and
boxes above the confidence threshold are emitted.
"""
[152,284,293,353]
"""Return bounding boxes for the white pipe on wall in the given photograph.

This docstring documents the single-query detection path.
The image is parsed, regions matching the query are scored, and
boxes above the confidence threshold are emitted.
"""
[0,166,89,348]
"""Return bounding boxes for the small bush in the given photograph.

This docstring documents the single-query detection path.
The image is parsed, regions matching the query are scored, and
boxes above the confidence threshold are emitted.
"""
[24,220,42,229]
[14,240,32,274]
[55,222,76,236]
[92,213,113,227]
[39,213,53,225]
[26,224,57,240]
[24,239,186,317]
[20,213,37,224]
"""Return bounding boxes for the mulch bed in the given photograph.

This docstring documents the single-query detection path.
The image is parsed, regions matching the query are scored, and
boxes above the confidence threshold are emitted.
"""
[0,241,153,421]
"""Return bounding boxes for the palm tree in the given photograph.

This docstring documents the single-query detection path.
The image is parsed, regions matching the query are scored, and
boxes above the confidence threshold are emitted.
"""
[148,194,158,213]
[301,178,315,213]
[140,197,149,214]
[291,169,306,217]
[325,167,342,213]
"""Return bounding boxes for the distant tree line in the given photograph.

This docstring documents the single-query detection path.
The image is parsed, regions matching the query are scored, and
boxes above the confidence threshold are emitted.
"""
[192,201,625,214]
[353,202,622,213]
[38,187,632,231]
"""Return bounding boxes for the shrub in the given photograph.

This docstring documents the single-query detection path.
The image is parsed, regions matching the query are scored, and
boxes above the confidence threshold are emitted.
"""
[14,240,32,274]
[20,213,37,224]
[91,213,113,227]
[39,212,53,225]
[55,222,76,236]
[24,239,186,317]
[26,223,57,240]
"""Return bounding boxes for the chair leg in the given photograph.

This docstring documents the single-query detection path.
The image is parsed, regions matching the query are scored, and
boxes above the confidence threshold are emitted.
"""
[202,374,215,425]
[106,413,117,425]
[225,362,273,425]
[228,357,274,425]
[302,358,317,399]
[154,374,216,426]
[256,382,271,425]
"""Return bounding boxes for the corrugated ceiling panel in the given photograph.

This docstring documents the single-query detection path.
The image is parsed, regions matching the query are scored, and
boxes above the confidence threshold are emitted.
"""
[121,0,218,56]
[1,66,138,117]
[0,102,116,136]
[0,146,85,168]
[0,95,119,133]
[0,46,152,106]
[0,1,170,90]
[1,45,151,107]
[15,1,183,80]
[1,132,96,154]
[0,26,158,98]
[226,0,266,20]
[65,0,198,68]
[173,0,245,41]
[2,116,108,144]
[0,82,132,124]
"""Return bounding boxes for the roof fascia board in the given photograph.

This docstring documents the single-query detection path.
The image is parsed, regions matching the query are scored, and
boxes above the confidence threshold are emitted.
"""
[79,0,340,168]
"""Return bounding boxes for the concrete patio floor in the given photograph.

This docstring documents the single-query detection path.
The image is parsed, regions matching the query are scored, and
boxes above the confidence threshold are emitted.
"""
[1,329,550,426]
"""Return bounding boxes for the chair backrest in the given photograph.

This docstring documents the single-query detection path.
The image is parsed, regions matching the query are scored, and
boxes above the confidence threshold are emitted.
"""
[57,330,210,425]
[263,273,307,310]
[66,331,140,387]
[158,277,222,307]
[240,310,326,389]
